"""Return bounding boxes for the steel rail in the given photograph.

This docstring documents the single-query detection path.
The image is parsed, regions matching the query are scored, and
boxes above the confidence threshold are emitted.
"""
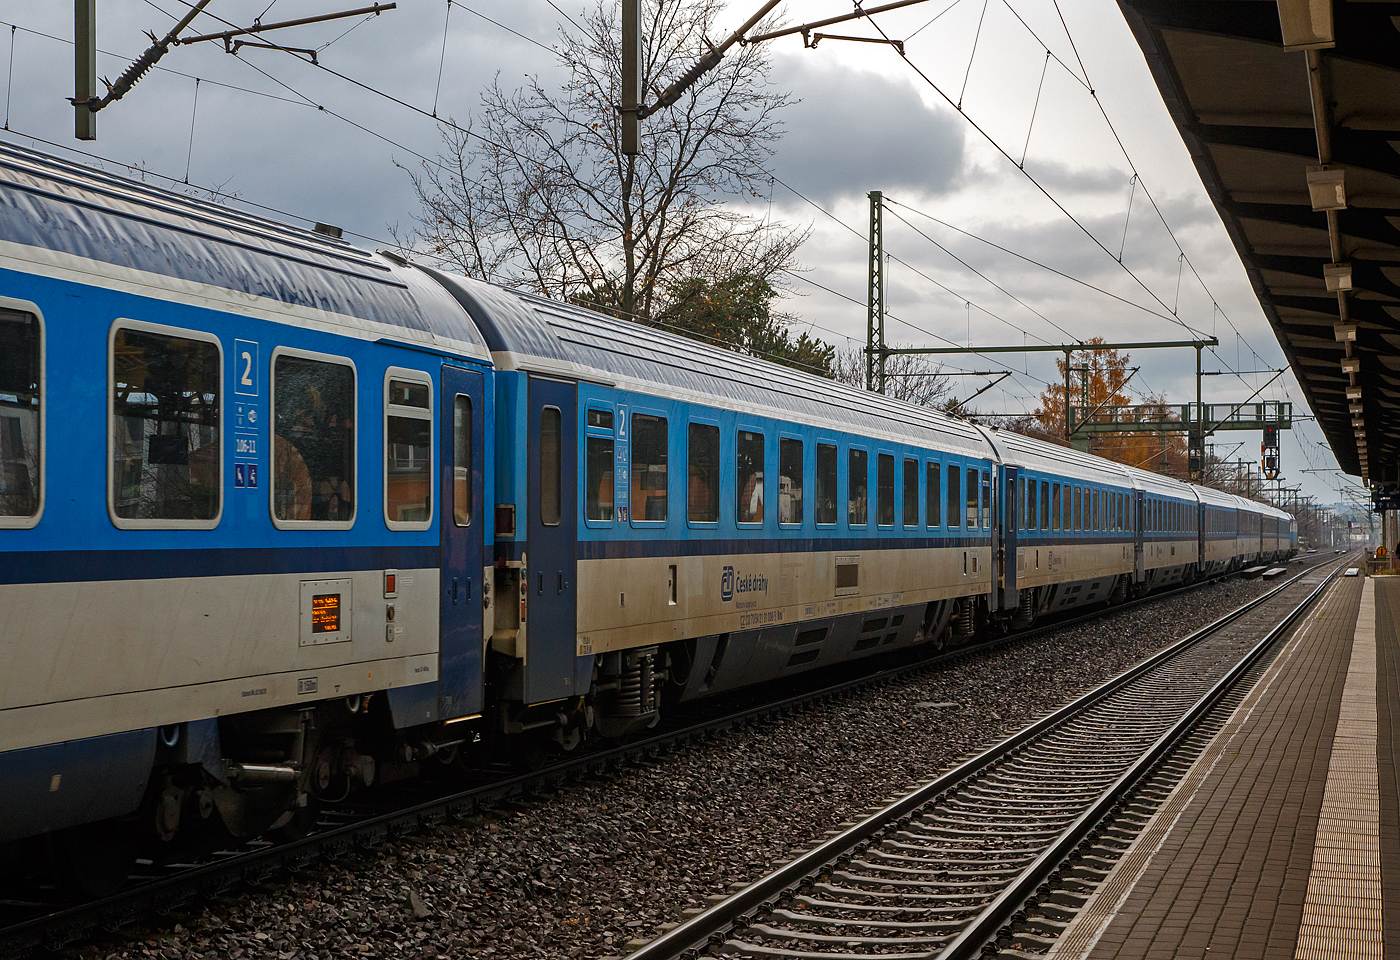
[0,556,1329,958]
[624,554,1348,960]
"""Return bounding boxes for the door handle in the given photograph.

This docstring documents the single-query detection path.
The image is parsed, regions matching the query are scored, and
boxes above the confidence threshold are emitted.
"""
[465,577,472,602]
[451,577,459,605]
[538,572,544,596]
[557,572,563,595]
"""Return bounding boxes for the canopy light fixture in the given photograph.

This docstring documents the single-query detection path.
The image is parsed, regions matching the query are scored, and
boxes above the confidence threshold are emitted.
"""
[1306,164,1346,210]
[1342,356,1361,373]
[1324,263,1353,292]
[1277,0,1335,51]
[1347,386,1363,400]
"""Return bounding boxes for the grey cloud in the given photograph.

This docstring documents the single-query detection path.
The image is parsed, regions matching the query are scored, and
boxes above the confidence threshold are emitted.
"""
[767,53,965,205]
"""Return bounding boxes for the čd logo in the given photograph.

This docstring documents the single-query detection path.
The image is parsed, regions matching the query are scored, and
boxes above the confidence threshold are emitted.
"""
[720,565,735,602]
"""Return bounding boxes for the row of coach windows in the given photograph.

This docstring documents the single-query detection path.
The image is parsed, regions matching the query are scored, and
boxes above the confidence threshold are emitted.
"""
[7,315,455,530]
[582,409,990,529]
[1018,478,1130,533]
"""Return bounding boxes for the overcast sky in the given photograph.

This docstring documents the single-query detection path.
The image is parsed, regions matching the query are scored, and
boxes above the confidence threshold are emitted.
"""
[0,0,1353,503]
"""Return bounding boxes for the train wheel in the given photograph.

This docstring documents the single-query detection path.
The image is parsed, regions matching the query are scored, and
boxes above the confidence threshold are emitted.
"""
[47,818,139,899]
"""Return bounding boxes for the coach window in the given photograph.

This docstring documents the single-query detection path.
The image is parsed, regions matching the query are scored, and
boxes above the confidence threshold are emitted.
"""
[946,464,960,528]
[384,374,432,529]
[688,422,720,523]
[1075,487,1084,531]
[1051,482,1061,530]
[453,397,473,526]
[904,457,919,527]
[585,407,614,522]
[848,447,868,526]
[780,437,803,525]
[981,471,990,529]
[816,442,837,525]
[271,351,354,527]
[111,323,221,528]
[926,460,941,527]
[632,413,668,522]
[877,453,895,526]
[1025,478,1037,531]
[1040,480,1050,530]
[539,407,562,526]
[737,429,765,524]
[965,469,978,529]
[1092,490,1099,531]
[0,305,41,526]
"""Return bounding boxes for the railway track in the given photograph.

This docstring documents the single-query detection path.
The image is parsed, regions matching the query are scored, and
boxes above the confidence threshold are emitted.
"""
[0,557,1332,959]
[624,555,1349,960]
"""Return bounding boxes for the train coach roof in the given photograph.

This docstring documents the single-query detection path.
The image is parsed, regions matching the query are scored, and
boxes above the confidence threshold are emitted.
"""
[1190,483,1241,509]
[978,427,1134,487]
[0,141,486,351]
[428,271,995,456]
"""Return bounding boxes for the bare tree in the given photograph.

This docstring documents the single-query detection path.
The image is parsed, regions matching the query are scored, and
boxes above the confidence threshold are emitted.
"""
[832,346,954,409]
[400,0,805,322]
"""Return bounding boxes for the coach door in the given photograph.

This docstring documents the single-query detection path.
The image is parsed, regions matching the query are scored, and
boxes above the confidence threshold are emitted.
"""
[527,377,578,704]
[1133,490,1146,581]
[440,365,486,719]
[998,466,1018,611]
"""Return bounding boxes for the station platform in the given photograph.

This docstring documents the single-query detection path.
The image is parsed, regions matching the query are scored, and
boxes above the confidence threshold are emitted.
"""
[1046,570,1399,960]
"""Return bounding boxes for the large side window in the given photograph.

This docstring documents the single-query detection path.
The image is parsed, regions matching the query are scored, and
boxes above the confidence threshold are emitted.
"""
[1018,477,1026,530]
[112,324,221,526]
[981,471,990,529]
[965,469,979,529]
[273,353,354,525]
[779,437,803,525]
[687,422,719,523]
[848,448,868,526]
[816,442,838,525]
[585,408,614,522]
[903,457,919,527]
[877,453,895,526]
[1073,487,1081,531]
[1052,482,1061,530]
[632,413,668,522]
[737,429,765,524]
[947,464,961,528]
[1041,481,1050,530]
[384,375,432,528]
[0,307,40,523]
[926,461,941,527]
[1026,478,1037,530]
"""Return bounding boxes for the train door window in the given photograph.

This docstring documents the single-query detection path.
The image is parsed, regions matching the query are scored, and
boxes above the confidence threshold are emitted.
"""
[981,471,990,529]
[585,407,614,522]
[384,373,433,530]
[780,437,804,525]
[1026,478,1036,531]
[0,305,41,526]
[965,469,979,529]
[539,406,562,526]
[1051,483,1061,530]
[877,453,895,526]
[926,461,942,527]
[1018,477,1026,530]
[111,323,221,528]
[1041,481,1050,530]
[632,413,668,523]
[453,396,473,525]
[271,351,354,527]
[903,457,919,527]
[816,442,837,525]
[947,464,961,528]
[737,429,765,524]
[847,447,868,526]
[688,422,720,523]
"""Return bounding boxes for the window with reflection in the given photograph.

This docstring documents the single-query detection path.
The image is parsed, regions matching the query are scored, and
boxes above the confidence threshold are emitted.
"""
[114,326,221,522]
[273,354,353,523]
[539,406,561,526]
[816,443,837,525]
[385,378,431,525]
[688,423,719,522]
[737,430,765,524]
[0,308,40,519]
[877,453,895,526]
[848,448,868,526]
[453,396,472,526]
[779,437,803,525]
[904,458,919,527]
[947,464,960,528]
[632,413,668,521]
[926,461,941,527]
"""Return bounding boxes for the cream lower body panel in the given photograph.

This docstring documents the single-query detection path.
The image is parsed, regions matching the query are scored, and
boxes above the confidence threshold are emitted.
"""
[1016,541,1133,591]
[0,568,440,752]
[576,546,993,657]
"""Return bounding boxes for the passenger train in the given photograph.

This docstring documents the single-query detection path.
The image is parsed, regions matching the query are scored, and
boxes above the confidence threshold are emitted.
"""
[0,143,1295,889]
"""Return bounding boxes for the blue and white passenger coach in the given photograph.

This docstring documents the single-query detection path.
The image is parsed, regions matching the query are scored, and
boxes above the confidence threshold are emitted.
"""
[0,142,1294,886]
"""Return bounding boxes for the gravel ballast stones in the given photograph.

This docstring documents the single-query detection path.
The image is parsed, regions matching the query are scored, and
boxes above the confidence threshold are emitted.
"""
[62,578,1278,960]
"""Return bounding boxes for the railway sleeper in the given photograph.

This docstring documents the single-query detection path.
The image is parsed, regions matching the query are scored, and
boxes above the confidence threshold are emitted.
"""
[764,909,972,931]
[794,896,981,915]
[847,860,1030,880]
[740,924,952,946]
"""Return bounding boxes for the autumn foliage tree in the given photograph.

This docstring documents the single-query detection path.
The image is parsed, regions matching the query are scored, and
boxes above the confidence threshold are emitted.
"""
[1031,339,1188,475]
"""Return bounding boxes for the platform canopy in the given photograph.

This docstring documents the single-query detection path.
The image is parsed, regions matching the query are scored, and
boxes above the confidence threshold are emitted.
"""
[1117,0,1400,484]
